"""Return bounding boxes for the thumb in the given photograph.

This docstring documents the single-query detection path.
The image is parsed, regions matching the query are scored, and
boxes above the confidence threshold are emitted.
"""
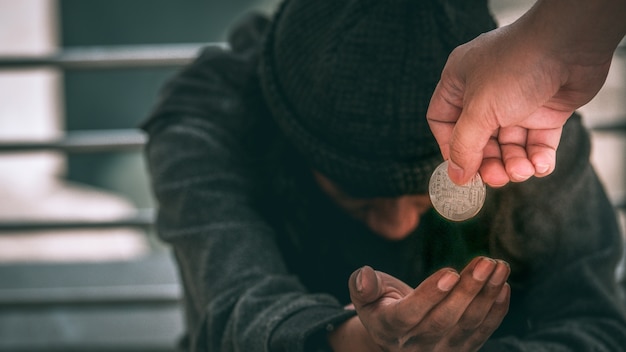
[448,108,495,185]
[348,266,384,309]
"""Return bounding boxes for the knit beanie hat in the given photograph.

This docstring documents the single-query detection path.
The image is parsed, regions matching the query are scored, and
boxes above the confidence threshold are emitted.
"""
[259,0,496,197]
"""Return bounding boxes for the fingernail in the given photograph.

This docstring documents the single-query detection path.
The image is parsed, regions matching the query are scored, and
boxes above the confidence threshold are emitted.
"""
[535,163,549,174]
[356,268,363,292]
[473,257,496,281]
[496,283,510,303]
[447,160,465,184]
[489,261,510,286]
[437,271,460,291]
[511,172,530,182]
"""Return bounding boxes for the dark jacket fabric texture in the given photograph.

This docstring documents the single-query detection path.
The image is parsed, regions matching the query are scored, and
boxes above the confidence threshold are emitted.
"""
[142,13,626,352]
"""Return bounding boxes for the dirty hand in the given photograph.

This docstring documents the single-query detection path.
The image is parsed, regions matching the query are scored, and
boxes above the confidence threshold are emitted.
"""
[343,257,510,352]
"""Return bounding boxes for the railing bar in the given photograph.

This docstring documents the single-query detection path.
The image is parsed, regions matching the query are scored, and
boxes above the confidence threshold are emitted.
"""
[0,346,180,352]
[0,221,152,232]
[0,299,180,309]
[0,43,226,70]
[0,129,147,153]
[0,209,155,232]
[0,284,180,308]
[589,121,626,133]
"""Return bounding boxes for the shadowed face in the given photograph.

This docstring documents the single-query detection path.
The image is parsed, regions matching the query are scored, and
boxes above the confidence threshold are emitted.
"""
[312,171,432,241]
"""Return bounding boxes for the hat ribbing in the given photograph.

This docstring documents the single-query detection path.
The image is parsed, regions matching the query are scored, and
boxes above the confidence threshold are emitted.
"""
[259,0,496,197]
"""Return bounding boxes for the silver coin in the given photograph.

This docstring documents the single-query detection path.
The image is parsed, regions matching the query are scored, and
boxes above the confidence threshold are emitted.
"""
[428,160,486,222]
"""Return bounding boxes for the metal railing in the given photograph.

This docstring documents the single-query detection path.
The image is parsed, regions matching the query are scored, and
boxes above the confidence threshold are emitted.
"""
[0,129,153,232]
[0,283,179,309]
[0,43,222,70]
[0,44,229,233]
[0,43,205,352]
[0,208,154,232]
[0,129,147,153]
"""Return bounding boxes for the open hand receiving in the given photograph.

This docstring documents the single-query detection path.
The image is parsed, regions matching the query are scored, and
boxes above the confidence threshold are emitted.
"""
[346,257,510,352]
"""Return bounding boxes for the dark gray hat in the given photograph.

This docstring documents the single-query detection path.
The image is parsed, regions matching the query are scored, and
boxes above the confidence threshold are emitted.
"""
[259,0,496,197]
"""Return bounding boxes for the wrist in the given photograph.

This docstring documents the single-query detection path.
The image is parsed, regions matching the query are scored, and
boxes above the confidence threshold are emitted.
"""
[327,316,379,352]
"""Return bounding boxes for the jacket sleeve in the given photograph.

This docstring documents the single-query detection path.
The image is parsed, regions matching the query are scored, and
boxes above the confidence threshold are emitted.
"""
[482,115,626,351]
[141,14,354,352]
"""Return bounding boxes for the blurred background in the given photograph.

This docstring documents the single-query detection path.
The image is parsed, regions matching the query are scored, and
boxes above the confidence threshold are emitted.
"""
[0,0,623,351]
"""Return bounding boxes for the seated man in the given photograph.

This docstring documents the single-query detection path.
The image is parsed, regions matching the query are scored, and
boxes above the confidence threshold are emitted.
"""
[142,0,626,350]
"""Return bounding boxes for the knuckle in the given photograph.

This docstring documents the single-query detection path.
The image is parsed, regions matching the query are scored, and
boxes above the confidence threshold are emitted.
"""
[449,137,472,158]
[458,313,484,331]
[454,281,481,298]
[402,331,439,348]
[477,321,498,337]
[426,310,455,333]
[367,323,400,347]
[381,313,408,334]
[467,332,491,351]
[446,329,472,348]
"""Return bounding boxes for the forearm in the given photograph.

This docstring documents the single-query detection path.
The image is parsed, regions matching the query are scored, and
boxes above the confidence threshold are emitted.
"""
[146,119,354,351]
[518,0,626,65]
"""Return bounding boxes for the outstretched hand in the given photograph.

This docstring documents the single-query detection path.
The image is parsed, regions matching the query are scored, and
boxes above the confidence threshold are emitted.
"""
[426,0,624,187]
[338,257,510,352]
